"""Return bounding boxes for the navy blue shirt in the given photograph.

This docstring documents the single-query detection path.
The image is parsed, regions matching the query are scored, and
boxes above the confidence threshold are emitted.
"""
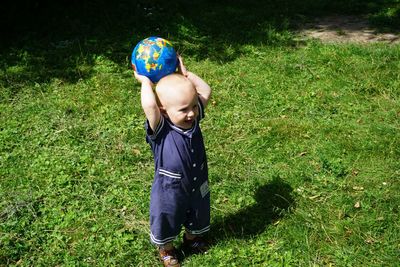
[145,99,208,196]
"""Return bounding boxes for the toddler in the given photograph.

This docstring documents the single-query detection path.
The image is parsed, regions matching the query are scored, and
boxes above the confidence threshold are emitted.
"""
[134,59,212,267]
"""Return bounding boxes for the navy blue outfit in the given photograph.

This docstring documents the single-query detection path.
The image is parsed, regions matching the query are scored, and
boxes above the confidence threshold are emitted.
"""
[145,99,210,246]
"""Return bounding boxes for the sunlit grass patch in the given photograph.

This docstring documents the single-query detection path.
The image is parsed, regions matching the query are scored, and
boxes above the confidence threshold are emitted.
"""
[1,11,399,267]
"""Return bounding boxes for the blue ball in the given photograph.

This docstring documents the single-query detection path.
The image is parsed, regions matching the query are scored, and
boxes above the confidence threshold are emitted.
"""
[132,37,178,83]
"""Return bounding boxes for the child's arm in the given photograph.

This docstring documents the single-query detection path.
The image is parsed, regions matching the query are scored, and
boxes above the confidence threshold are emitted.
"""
[177,55,212,108]
[134,71,161,132]
[186,71,212,108]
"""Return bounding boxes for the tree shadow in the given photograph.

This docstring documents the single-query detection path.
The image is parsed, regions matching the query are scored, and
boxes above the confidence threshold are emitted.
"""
[1,0,397,93]
[210,176,295,241]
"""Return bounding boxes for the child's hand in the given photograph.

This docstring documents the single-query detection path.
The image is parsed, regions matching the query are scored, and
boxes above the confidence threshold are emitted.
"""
[177,54,188,77]
[134,70,153,86]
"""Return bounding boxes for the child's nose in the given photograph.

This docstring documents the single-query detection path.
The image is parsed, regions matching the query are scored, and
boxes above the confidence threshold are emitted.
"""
[187,110,195,118]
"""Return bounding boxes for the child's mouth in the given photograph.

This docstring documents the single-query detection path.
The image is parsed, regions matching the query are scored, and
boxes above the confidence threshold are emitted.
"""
[184,119,194,127]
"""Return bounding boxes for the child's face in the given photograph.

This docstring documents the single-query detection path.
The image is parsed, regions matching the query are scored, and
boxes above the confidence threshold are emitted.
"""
[164,91,198,129]
[156,74,199,129]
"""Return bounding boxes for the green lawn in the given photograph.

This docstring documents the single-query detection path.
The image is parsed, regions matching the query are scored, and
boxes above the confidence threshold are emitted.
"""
[1,1,400,266]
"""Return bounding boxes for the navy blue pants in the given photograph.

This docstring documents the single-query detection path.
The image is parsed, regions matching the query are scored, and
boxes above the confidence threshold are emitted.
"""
[149,174,210,245]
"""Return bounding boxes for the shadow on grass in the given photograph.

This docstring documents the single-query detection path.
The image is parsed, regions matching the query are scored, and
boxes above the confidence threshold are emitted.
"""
[1,0,397,94]
[175,177,295,262]
[211,176,295,241]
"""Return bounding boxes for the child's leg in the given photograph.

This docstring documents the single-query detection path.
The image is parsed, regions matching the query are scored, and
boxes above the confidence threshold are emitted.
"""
[159,242,174,250]
[183,230,209,254]
[184,231,196,240]
[149,177,187,265]
[182,185,211,253]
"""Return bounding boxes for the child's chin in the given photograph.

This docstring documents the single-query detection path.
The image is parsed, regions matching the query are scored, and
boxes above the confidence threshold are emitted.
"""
[180,121,194,129]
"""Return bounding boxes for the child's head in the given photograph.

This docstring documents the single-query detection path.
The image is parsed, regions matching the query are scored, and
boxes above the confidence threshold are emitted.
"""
[156,74,199,129]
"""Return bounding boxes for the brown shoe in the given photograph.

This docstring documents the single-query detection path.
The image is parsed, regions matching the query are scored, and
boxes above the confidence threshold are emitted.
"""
[159,248,180,267]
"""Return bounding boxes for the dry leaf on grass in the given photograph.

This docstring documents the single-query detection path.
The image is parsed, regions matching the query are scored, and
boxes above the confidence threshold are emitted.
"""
[352,186,364,191]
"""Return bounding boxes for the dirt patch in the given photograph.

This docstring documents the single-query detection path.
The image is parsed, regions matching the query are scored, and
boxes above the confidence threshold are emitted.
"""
[297,15,399,44]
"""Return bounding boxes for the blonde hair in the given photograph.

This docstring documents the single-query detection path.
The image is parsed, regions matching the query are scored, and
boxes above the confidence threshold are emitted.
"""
[155,74,196,107]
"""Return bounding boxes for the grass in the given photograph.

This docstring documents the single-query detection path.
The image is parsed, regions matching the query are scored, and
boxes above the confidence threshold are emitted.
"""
[1,1,400,266]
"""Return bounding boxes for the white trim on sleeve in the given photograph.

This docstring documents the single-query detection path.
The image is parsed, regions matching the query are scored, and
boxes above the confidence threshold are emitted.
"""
[149,116,165,140]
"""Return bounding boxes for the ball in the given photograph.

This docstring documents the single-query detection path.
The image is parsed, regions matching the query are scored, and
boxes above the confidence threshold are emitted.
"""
[132,36,178,83]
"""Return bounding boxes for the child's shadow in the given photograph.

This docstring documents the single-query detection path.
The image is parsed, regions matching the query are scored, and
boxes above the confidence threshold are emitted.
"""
[210,177,295,240]
[178,177,295,261]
